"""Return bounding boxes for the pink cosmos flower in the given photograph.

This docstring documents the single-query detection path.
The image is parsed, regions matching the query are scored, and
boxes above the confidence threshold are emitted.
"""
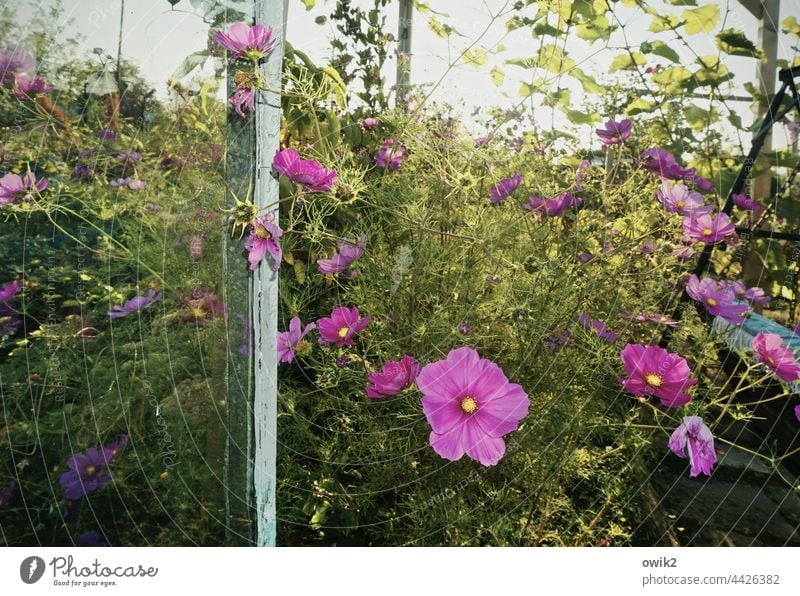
[727,280,770,304]
[684,274,748,324]
[489,172,522,204]
[374,139,408,170]
[0,171,47,205]
[361,117,380,130]
[619,343,697,407]
[692,175,714,193]
[595,118,632,145]
[317,235,366,274]
[752,332,800,383]
[0,46,35,85]
[682,212,735,244]
[366,355,421,398]
[668,416,716,477]
[272,148,337,191]
[639,147,695,180]
[13,74,52,99]
[577,313,619,343]
[524,192,582,217]
[795,404,800,422]
[418,346,530,467]
[230,85,255,118]
[214,22,276,60]
[655,181,710,215]
[732,193,759,211]
[244,215,282,271]
[0,280,20,303]
[317,306,369,347]
[277,316,316,363]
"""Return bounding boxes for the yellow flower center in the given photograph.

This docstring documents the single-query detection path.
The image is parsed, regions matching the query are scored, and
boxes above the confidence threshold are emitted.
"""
[337,327,349,339]
[675,200,684,209]
[767,355,776,366]
[460,396,478,414]
[295,340,310,352]
[85,465,97,476]
[645,373,663,388]
[702,228,713,236]
[706,297,717,307]
[255,226,271,240]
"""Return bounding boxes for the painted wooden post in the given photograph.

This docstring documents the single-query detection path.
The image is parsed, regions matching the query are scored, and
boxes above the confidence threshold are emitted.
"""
[396,0,413,105]
[252,0,288,548]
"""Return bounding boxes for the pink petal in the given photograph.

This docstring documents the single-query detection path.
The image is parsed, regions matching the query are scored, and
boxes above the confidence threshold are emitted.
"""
[462,419,506,466]
[429,425,466,462]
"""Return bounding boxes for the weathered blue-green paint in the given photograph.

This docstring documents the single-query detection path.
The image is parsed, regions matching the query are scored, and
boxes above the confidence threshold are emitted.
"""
[253,0,288,548]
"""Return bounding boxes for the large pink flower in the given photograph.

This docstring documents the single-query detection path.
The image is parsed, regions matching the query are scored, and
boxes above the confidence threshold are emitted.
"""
[620,343,697,408]
[244,215,282,271]
[317,306,369,347]
[13,74,52,99]
[273,149,337,192]
[655,181,710,216]
[595,118,632,145]
[752,332,800,383]
[214,23,275,60]
[418,347,530,467]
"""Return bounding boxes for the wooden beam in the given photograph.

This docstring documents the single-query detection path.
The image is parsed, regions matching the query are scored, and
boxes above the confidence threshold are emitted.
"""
[396,0,413,105]
[253,0,288,548]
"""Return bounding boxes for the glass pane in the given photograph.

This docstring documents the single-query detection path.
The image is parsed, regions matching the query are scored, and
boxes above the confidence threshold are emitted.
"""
[0,0,255,546]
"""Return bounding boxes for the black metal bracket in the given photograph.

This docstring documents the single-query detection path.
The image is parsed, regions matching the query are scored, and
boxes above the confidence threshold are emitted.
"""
[660,66,800,347]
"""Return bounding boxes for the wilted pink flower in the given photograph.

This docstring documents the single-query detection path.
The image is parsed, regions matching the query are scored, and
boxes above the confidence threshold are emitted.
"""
[620,343,696,407]
[732,193,759,211]
[273,148,337,191]
[684,274,748,324]
[795,404,800,422]
[457,322,470,335]
[317,235,366,274]
[655,181,710,216]
[0,171,47,205]
[548,328,572,353]
[361,117,380,130]
[524,192,582,217]
[672,245,695,262]
[277,316,316,363]
[595,118,632,145]
[13,74,52,98]
[0,46,34,85]
[0,480,15,507]
[682,212,735,244]
[578,251,595,264]
[489,172,522,204]
[575,160,590,191]
[418,346,530,467]
[374,139,408,170]
[366,355,421,398]
[110,177,145,190]
[577,313,619,342]
[317,306,369,347]
[108,290,163,318]
[230,85,255,118]
[214,22,276,60]
[668,416,716,477]
[245,215,282,271]
[753,332,800,382]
